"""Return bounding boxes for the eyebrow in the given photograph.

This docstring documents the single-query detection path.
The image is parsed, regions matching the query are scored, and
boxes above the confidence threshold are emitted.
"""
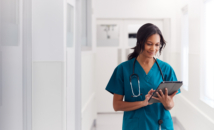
[147,41,160,44]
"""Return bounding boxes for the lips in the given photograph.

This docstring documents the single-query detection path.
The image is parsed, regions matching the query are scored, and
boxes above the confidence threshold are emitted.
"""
[148,52,155,55]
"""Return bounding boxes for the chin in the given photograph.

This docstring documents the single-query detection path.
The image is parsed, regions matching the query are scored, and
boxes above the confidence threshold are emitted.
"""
[146,55,154,58]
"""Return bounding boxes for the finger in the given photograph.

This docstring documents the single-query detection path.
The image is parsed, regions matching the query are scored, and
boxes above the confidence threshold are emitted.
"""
[165,88,168,96]
[170,91,178,98]
[150,89,154,94]
[149,90,155,96]
[148,89,153,94]
[152,96,159,100]
[148,89,155,96]
[159,89,164,97]
[145,94,149,98]
[156,91,161,98]
[145,95,150,100]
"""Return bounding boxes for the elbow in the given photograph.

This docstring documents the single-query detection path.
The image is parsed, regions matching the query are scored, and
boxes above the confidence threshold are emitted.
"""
[113,105,118,111]
[113,103,119,111]
[114,108,118,111]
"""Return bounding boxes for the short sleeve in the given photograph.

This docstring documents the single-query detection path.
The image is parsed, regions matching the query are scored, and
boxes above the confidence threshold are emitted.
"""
[166,66,181,95]
[105,65,124,95]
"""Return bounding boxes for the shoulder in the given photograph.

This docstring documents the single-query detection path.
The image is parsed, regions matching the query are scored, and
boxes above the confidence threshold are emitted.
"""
[109,59,134,80]
[156,58,174,72]
[116,58,134,70]
[156,59,177,81]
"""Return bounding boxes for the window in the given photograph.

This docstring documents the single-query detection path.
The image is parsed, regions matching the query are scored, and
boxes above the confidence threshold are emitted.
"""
[181,5,189,91]
[1,0,19,46]
[128,24,142,48]
[201,0,214,108]
[81,0,92,50]
[67,4,74,47]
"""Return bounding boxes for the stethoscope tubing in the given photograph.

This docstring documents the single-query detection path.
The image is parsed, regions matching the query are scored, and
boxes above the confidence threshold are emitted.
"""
[129,57,164,97]
[129,57,165,128]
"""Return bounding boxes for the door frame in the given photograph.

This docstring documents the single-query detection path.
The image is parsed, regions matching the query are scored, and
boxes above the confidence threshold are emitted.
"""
[23,0,32,129]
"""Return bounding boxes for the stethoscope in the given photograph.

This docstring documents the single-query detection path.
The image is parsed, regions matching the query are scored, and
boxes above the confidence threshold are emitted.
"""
[129,57,165,97]
[129,57,165,130]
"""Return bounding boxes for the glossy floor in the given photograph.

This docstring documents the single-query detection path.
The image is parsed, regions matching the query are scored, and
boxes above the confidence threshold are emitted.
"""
[91,113,184,130]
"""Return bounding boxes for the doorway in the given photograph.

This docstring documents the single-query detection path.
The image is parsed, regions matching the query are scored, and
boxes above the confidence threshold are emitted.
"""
[95,18,171,113]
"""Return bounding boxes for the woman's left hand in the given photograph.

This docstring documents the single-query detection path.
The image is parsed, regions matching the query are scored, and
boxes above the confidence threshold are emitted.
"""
[152,88,178,110]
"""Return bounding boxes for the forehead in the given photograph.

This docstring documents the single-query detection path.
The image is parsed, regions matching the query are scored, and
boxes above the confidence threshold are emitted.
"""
[146,34,160,42]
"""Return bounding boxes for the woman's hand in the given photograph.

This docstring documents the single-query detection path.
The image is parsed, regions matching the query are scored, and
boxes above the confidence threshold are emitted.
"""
[143,89,156,106]
[152,88,178,110]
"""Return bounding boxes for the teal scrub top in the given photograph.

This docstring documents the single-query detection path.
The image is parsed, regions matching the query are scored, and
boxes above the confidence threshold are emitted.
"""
[105,58,181,130]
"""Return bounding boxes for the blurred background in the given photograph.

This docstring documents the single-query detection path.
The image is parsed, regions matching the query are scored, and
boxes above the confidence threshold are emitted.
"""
[0,0,214,130]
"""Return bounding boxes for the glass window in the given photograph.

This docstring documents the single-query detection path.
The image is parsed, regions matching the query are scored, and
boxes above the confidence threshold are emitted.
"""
[201,0,214,108]
[1,0,19,46]
[81,0,92,50]
[128,24,142,48]
[67,4,74,47]
[181,5,189,91]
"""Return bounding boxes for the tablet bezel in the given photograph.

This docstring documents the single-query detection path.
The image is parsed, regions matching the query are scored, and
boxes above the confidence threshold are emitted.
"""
[148,81,183,103]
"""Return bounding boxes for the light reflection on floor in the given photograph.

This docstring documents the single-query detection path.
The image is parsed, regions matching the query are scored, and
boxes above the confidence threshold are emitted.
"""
[92,113,183,130]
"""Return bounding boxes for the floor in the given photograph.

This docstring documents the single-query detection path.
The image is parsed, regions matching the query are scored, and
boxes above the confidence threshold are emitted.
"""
[91,113,184,130]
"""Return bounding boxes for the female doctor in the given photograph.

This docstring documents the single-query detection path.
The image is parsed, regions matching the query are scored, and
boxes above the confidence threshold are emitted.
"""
[105,23,181,130]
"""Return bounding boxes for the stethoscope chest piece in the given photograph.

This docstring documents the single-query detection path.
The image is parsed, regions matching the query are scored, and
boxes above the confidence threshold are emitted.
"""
[158,119,163,125]
[158,119,163,130]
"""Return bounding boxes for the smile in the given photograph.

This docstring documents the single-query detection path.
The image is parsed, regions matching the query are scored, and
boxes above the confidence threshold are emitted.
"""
[148,52,155,55]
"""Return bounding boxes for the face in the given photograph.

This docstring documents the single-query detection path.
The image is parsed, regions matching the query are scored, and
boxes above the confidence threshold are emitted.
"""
[141,34,161,58]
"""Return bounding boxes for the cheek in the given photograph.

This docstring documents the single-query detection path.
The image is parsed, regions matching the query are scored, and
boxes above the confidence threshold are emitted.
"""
[154,48,159,53]
[144,45,150,50]
[156,46,160,51]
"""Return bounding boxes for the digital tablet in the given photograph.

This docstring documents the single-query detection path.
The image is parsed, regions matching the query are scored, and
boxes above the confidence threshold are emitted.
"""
[148,81,183,103]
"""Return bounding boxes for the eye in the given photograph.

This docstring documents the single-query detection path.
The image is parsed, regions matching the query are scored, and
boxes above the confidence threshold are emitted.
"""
[147,43,152,45]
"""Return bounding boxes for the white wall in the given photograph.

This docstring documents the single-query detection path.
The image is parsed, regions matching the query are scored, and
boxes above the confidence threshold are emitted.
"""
[32,0,77,130]
[0,0,24,129]
[174,0,214,129]
[81,0,97,130]
[81,52,97,130]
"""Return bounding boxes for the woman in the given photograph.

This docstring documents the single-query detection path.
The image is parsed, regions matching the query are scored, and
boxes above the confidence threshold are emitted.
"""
[105,23,181,130]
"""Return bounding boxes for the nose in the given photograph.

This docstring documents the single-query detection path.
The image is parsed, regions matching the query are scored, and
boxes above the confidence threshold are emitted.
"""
[151,44,156,51]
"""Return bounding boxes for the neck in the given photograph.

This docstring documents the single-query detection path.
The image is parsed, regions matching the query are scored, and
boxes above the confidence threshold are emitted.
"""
[136,54,154,65]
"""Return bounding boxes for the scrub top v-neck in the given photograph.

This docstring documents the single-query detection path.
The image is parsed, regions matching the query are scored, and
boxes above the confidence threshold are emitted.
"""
[105,58,181,130]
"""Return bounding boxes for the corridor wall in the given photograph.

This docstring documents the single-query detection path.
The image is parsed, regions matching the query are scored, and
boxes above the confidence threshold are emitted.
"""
[174,0,214,129]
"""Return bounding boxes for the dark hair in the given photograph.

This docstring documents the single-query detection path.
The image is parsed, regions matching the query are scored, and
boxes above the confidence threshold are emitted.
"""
[128,23,166,60]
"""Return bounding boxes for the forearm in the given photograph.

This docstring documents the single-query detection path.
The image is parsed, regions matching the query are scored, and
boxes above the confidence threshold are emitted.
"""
[113,101,146,112]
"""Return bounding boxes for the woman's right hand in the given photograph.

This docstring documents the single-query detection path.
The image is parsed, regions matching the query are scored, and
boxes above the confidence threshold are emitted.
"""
[143,89,156,106]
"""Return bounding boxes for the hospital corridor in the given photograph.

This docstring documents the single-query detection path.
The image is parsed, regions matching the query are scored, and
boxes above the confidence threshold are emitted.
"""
[0,0,214,130]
